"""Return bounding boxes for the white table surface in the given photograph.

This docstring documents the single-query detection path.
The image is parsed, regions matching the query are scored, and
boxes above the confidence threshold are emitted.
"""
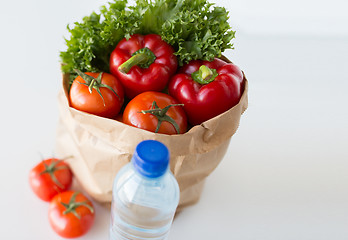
[1,0,348,239]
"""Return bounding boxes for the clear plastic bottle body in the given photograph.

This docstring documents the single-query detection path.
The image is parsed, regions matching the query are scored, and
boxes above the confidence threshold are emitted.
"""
[110,160,180,240]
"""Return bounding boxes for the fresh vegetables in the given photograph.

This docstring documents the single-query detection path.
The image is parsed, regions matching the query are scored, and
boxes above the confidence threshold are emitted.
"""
[60,1,139,75]
[60,0,235,78]
[35,1,244,236]
[168,58,244,125]
[110,34,177,98]
[48,191,95,238]
[69,71,124,118]
[30,158,95,238]
[139,0,235,66]
[123,91,187,134]
[30,2,241,237]
[61,0,244,131]
[29,158,73,201]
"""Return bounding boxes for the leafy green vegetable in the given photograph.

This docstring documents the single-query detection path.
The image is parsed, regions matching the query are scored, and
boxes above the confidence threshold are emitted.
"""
[60,0,235,75]
[60,0,138,76]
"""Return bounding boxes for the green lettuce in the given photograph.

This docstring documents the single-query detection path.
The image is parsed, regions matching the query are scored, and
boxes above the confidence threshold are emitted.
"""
[60,0,235,75]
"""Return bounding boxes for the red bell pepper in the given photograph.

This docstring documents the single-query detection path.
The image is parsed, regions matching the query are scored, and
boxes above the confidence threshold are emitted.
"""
[168,58,244,125]
[110,34,178,98]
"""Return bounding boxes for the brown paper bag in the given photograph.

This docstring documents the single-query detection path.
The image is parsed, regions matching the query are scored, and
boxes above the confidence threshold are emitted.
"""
[56,69,248,209]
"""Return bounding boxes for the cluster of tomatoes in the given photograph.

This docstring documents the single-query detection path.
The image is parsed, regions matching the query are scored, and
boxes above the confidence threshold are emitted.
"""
[69,34,245,135]
[29,158,94,238]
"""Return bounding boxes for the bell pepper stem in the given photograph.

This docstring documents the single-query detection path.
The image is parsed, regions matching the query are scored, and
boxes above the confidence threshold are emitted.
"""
[191,65,218,85]
[118,47,157,74]
[118,53,148,74]
[201,65,213,80]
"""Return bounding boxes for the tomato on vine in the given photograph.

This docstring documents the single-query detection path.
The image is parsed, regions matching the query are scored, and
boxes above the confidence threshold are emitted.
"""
[48,191,95,238]
[123,91,187,135]
[29,158,73,201]
[69,70,124,118]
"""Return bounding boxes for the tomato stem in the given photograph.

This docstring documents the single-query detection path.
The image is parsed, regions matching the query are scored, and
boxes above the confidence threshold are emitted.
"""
[140,101,184,134]
[40,159,67,189]
[191,65,218,85]
[118,47,156,74]
[74,69,120,106]
[88,79,96,94]
[61,192,94,219]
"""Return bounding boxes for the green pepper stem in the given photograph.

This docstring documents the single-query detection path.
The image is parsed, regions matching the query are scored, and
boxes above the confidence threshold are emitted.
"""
[191,65,218,85]
[201,65,213,80]
[118,47,156,74]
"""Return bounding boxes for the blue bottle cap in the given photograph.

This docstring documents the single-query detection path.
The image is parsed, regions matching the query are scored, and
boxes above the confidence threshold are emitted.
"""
[133,140,170,178]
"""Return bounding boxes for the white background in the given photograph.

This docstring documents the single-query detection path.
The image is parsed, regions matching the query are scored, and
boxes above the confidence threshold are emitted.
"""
[0,0,348,239]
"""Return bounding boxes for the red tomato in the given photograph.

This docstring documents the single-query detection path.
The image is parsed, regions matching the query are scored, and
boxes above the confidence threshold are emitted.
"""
[29,158,72,201]
[123,92,187,135]
[49,191,95,238]
[69,71,124,118]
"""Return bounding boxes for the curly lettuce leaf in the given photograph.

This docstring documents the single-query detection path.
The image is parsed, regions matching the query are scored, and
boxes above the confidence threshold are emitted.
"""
[132,0,235,64]
[60,0,140,75]
[60,0,235,74]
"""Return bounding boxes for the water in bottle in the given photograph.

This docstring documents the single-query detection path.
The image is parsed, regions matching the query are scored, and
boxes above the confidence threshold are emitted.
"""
[109,140,180,240]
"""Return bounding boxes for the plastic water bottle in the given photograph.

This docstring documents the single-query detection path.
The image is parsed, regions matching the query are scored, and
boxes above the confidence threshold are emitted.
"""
[109,140,180,240]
